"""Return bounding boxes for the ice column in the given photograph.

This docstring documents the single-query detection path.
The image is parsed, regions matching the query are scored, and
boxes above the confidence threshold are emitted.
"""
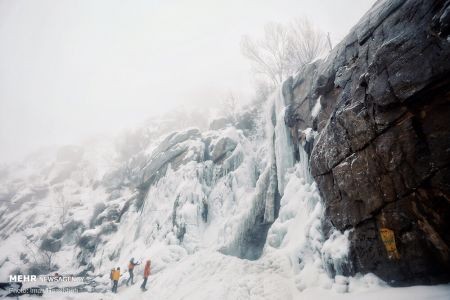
[273,88,295,195]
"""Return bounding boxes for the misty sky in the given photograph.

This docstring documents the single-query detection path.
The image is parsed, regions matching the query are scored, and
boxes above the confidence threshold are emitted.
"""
[0,0,376,163]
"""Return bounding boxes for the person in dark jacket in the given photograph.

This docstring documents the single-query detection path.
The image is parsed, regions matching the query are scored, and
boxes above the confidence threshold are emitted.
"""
[126,258,140,286]
[140,260,151,291]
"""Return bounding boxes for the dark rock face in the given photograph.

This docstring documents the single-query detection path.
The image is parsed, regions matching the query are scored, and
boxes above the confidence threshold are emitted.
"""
[285,0,450,285]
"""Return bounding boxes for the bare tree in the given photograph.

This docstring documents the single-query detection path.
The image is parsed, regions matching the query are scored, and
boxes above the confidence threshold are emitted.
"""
[40,244,56,271]
[241,18,328,88]
[221,91,239,122]
[241,22,291,86]
[25,235,40,265]
[286,18,328,71]
[25,235,59,273]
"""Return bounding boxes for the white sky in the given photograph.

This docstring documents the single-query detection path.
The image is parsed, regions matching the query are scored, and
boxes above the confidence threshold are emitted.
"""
[0,0,376,163]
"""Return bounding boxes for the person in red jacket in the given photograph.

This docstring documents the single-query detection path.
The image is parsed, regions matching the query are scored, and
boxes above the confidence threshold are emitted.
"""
[140,260,151,291]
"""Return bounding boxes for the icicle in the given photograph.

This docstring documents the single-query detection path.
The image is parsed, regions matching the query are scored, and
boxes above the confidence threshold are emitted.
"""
[298,144,313,183]
[272,88,295,196]
[263,150,278,223]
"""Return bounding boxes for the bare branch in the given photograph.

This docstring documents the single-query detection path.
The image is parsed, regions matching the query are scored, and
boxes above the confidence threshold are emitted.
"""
[241,18,328,87]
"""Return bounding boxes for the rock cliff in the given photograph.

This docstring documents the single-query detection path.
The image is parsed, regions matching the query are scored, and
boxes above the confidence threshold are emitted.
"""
[285,0,450,285]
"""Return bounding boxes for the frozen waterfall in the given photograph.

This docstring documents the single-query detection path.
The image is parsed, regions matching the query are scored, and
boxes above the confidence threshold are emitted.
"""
[264,86,352,291]
[0,83,357,297]
[271,88,295,196]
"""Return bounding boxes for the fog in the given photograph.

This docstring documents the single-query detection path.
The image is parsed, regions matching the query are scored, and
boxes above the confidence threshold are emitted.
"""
[0,0,375,163]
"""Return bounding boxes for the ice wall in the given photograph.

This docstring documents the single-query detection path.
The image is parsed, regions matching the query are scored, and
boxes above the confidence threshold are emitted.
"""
[264,86,353,292]
[0,83,355,294]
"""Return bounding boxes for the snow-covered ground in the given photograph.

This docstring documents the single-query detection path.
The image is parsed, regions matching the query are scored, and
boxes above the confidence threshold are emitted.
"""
[20,247,450,300]
[1,89,449,299]
[33,256,450,300]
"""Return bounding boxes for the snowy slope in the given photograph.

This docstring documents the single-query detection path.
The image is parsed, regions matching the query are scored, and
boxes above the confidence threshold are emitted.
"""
[0,88,449,300]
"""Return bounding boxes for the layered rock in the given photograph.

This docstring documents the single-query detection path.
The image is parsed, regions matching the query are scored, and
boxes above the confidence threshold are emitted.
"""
[285,0,450,285]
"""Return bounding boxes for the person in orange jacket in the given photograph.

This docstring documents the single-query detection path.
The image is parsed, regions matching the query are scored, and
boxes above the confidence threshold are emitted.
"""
[110,268,115,288]
[112,267,121,293]
[140,260,151,291]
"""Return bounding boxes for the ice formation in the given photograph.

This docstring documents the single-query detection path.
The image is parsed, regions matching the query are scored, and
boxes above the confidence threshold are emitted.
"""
[1,87,449,299]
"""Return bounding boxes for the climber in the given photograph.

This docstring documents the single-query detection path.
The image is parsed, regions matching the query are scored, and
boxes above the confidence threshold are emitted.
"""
[112,267,121,293]
[126,258,140,286]
[140,260,151,291]
[110,268,115,288]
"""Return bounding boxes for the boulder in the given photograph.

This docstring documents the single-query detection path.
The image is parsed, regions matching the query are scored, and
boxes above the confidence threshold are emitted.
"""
[137,128,202,187]
[210,136,238,163]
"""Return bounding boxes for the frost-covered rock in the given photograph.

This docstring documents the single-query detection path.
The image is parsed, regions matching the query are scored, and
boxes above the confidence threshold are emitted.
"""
[136,128,202,187]
[210,136,238,163]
